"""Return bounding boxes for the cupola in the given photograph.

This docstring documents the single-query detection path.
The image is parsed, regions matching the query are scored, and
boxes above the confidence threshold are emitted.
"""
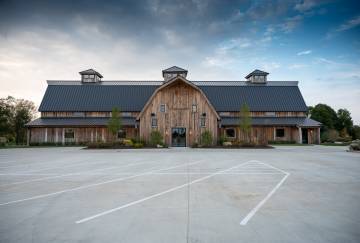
[79,69,103,83]
[162,66,188,82]
[245,69,269,83]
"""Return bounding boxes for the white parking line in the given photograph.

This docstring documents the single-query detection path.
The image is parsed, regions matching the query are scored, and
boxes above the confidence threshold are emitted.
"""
[240,161,289,225]
[0,160,205,206]
[76,160,253,224]
[0,160,150,187]
[15,160,110,174]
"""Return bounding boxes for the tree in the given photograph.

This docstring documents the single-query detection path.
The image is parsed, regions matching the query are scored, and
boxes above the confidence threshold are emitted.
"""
[0,96,36,144]
[335,109,353,135]
[350,125,360,140]
[107,107,122,141]
[14,99,36,144]
[239,103,252,143]
[149,130,163,146]
[309,104,338,130]
[200,130,213,146]
[0,97,13,137]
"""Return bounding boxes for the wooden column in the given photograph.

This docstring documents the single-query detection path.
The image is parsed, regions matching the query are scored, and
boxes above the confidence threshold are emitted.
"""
[26,128,30,146]
[62,128,65,145]
[298,126,302,144]
[317,127,321,144]
[55,128,58,143]
[44,128,48,143]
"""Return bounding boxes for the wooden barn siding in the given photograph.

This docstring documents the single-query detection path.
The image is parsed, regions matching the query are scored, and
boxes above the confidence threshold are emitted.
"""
[220,126,319,144]
[221,126,298,143]
[29,127,137,144]
[139,81,218,146]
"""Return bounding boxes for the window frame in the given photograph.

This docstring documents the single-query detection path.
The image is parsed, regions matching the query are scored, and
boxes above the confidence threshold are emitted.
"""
[192,104,197,113]
[200,117,206,127]
[275,128,285,138]
[160,104,166,113]
[117,129,126,139]
[151,117,158,128]
[225,128,236,138]
[64,128,75,139]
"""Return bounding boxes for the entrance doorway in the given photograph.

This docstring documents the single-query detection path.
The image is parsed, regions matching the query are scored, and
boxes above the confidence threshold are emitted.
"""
[302,128,308,144]
[172,128,186,147]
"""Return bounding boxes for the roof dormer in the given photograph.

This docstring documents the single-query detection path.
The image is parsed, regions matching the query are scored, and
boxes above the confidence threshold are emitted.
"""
[162,66,188,82]
[80,69,103,83]
[245,69,269,84]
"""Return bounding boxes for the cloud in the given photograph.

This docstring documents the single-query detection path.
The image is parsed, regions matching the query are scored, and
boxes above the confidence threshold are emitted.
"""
[297,50,312,55]
[326,15,360,39]
[288,64,307,69]
[294,0,318,12]
[280,15,303,33]
[336,15,360,32]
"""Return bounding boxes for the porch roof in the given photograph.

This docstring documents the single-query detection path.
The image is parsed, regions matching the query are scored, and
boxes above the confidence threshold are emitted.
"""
[25,117,137,127]
[220,117,321,127]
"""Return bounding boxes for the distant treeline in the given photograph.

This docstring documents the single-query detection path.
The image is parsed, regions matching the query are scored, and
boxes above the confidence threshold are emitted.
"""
[308,104,359,142]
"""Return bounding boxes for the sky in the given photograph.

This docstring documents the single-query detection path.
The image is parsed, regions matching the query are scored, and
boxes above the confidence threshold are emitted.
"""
[0,0,359,123]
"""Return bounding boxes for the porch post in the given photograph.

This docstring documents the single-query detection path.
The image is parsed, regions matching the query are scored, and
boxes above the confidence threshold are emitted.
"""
[55,128,58,143]
[317,127,321,144]
[298,126,302,144]
[62,128,65,145]
[44,128,48,143]
[26,128,30,146]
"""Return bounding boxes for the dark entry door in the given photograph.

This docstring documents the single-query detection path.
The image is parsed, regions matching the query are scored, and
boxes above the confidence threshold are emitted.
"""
[302,128,308,144]
[172,128,186,147]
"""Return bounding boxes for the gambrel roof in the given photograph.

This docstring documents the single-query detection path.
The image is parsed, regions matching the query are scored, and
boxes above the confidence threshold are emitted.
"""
[38,80,308,112]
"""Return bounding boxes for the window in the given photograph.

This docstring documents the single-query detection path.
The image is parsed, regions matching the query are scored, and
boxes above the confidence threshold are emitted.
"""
[225,128,236,138]
[200,117,206,127]
[276,128,285,137]
[265,112,276,117]
[64,129,74,139]
[192,104,197,113]
[117,129,126,139]
[122,112,131,117]
[73,112,85,117]
[160,104,166,113]
[219,112,231,116]
[151,117,157,127]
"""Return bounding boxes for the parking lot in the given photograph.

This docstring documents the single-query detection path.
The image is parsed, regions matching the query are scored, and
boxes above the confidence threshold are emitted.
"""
[0,146,359,243]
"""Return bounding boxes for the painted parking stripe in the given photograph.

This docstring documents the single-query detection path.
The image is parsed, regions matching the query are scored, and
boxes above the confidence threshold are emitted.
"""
[0,160,150,187]
[0,160,205,206]
[240,161,289,225]
[76,160,254,224]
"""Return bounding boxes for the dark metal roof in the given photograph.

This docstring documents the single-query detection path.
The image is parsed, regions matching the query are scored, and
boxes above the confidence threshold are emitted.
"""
[220,117,321,127]
[39,85,158,112]
[39,81,308,112]
[26,117,136,127]
[79,69,103,78]
[200,85,307,112]
[162,66,188,77]
[245,69,269,79]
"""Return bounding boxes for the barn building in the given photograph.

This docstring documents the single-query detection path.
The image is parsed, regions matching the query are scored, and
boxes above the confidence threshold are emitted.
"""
[26,66,321,146]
